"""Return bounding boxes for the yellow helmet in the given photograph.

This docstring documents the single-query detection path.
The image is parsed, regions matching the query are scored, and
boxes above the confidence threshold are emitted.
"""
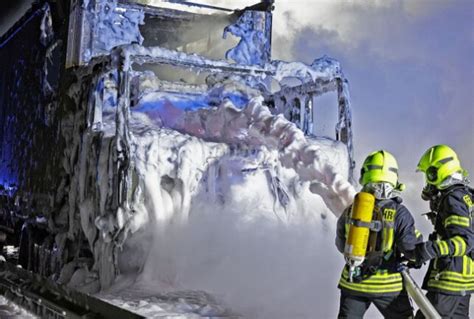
[417,144,464,187]
[359,150,400,187]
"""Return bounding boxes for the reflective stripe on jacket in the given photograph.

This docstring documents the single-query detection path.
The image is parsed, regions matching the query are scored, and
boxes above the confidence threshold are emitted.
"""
[423,185,474,295]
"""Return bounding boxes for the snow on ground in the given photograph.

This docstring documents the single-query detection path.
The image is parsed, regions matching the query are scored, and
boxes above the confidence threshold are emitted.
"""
[99,278,238,318]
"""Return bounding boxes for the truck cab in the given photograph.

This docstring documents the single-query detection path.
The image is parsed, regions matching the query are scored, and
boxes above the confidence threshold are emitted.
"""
[0,0,354,292]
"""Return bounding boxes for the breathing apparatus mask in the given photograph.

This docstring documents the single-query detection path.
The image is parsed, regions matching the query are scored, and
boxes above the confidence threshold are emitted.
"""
[363,182,402,200]
[421,184,439,201]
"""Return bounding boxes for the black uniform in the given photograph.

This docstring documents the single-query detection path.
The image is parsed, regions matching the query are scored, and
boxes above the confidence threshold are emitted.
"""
[336,196,421,318]
[415,184,474,318]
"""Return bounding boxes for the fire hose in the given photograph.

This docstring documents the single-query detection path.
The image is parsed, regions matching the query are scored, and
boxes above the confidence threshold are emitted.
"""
[401,267,441,319]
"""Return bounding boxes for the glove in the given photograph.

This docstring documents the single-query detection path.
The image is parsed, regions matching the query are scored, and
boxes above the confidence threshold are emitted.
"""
[403,248,423,269]
[406,260,422,269]
[406,242,437,269]
[413,242,437,265]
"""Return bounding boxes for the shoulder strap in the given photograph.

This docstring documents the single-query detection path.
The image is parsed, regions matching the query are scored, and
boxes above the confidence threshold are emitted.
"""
[381,204,397,255]
[367,200,397,259]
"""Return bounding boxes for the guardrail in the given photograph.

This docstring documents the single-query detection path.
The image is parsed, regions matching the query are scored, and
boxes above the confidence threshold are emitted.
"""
[0,261,145,319]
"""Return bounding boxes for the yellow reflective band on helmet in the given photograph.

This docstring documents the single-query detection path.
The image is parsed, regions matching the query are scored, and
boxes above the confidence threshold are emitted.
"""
[436,240,449,256]
[444,215,470,228]
[449,236,467,257]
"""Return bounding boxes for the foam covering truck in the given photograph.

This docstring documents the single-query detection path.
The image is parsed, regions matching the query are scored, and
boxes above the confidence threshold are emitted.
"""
[0,0,355,316]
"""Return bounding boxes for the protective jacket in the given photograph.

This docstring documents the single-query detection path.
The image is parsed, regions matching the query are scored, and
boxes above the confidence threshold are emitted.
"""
[336,196,420,296]
[422,184,474,295]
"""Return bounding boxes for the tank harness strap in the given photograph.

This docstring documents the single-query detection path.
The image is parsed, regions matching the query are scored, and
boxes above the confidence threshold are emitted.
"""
[347,218,383,232]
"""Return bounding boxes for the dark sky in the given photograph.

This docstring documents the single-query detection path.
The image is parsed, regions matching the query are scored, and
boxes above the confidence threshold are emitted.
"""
[0,0,34,36]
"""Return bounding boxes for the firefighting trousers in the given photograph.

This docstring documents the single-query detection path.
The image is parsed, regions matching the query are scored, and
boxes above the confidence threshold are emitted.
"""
[337,289,413,318]
[414,292,471,319]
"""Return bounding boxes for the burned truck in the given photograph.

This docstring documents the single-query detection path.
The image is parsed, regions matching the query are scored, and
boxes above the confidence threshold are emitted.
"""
[0,0,355,302]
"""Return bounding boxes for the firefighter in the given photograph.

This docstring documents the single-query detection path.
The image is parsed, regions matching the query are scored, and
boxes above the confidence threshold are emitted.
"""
[336,150,421,318]
[413,145,473,318]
